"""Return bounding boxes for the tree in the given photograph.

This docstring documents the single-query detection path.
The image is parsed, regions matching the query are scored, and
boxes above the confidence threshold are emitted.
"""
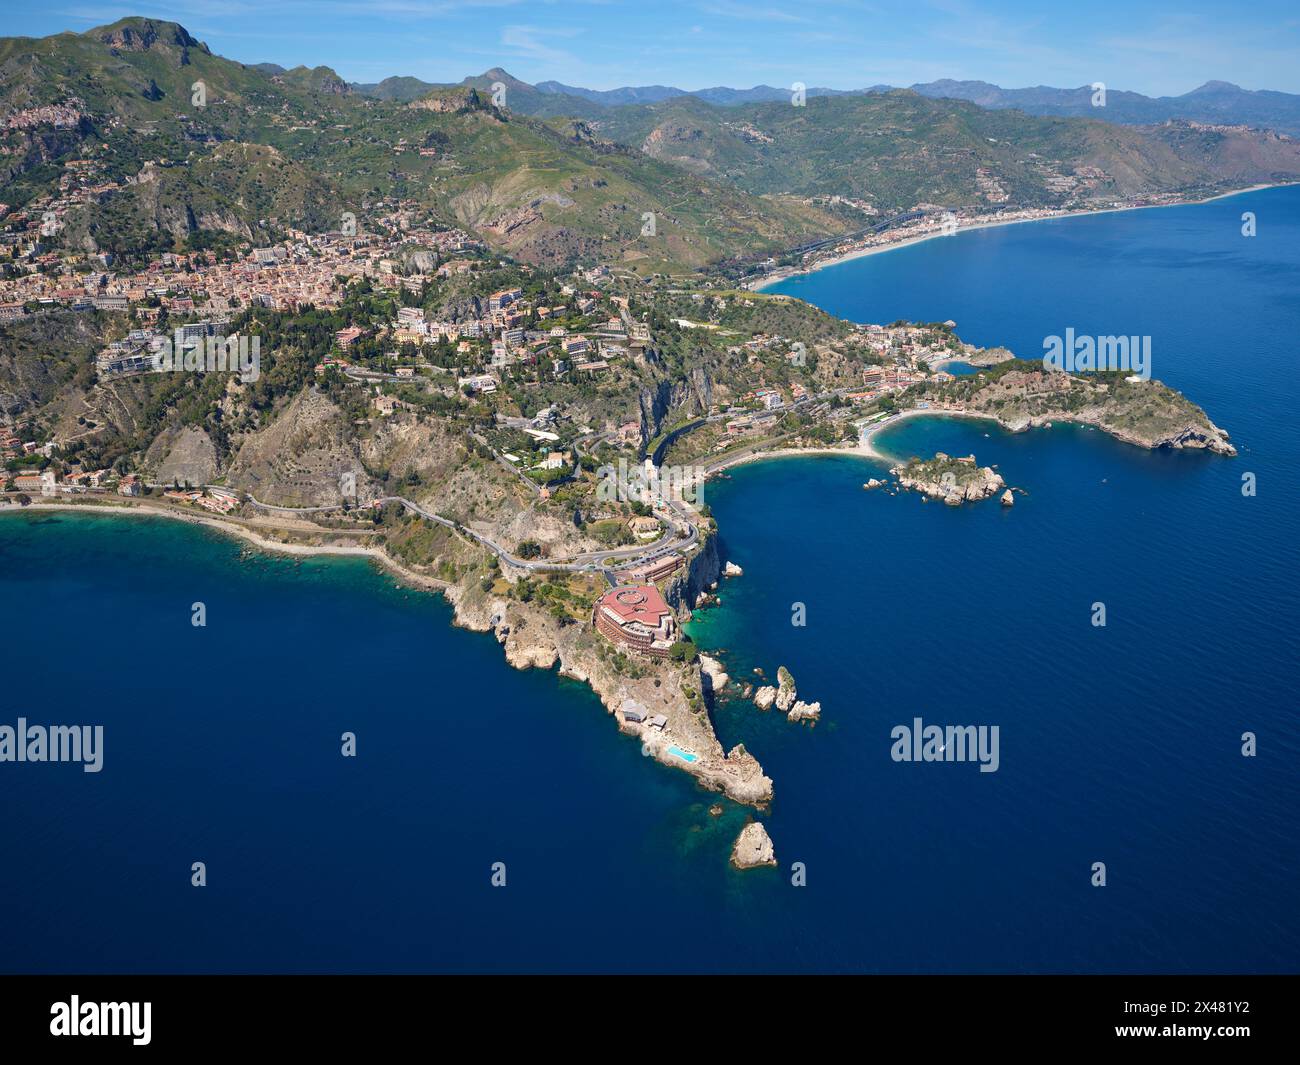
[669,641,697,664]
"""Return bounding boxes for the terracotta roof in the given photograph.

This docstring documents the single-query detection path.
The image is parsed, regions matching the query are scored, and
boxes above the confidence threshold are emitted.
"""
[597,584,672,626]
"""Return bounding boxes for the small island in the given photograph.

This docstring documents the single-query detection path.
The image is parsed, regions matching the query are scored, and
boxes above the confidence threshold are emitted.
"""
[731,822,777,869]
[892,452,1006,505]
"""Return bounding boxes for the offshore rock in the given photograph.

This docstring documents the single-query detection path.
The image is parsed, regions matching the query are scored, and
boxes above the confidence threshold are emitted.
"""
[775,666,797,712]
[731,821,777,869]
[699,654,730,694]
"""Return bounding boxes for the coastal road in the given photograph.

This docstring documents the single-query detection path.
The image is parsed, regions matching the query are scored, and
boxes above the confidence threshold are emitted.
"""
[230,488,687,585]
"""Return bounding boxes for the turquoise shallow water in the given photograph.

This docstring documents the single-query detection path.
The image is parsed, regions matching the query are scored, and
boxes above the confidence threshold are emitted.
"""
[3,186,1298,972]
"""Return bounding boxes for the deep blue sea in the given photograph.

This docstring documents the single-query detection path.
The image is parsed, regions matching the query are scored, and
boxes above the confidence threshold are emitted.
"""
[3,187,1298,973]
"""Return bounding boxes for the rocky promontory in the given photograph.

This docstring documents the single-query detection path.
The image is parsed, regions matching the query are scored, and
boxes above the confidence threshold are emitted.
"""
[440,527,772,809]
[921,364,1236,456]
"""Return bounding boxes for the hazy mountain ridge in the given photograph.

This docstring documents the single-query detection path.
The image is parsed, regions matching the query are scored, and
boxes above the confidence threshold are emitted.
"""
[591,91,1300,211]
[356,70,1300,136]
[909,79,1300,136]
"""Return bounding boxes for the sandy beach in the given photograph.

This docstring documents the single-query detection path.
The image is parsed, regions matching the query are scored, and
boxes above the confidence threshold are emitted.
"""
[705,442,878,476]
[702,407,1003,479]
[753,183,1284,290]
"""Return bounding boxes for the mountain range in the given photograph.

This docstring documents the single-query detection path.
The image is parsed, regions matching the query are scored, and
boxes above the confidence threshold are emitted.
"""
[351,73,1300,137]
[5,18,1300,275]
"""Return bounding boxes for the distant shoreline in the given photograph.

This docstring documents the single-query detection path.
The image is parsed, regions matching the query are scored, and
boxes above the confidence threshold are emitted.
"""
[0,499,451,593]
[754,183,1284,290]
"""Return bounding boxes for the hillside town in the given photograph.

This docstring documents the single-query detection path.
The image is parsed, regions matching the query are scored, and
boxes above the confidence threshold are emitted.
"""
[0,184,487,319]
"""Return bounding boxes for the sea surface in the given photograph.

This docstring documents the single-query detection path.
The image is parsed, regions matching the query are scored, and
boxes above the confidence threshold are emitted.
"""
[3,187,1298,973]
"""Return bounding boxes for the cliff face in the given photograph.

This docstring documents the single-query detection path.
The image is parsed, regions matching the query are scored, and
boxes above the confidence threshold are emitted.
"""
[663,525,721,615]
[637,367,712,452]
[637,379,676,451]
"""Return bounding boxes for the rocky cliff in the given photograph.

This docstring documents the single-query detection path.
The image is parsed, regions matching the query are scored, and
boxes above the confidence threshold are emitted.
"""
[662,524,722,617]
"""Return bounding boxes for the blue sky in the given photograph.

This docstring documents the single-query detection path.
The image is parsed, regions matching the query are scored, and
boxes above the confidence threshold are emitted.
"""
[5,0,1300,96]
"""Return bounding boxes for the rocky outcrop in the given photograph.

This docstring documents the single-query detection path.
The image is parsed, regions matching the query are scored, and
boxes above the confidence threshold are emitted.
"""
[755,668,819,722]
[775,666,797,712]
[99,19,205,54]
[699,654,730,694]
[892,453,1005,505]
[1001,488,1015,506]
[731,821,777,869]
[503,628,560,670]
[724,560,743,577]
[408,93,466,114]
[863,478,885,489]
[713,744,773,806]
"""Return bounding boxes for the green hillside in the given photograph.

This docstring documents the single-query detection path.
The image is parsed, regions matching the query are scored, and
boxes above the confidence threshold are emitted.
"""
[594,90,1300,210]
[0,19,844,274]
[6,18,1300,272]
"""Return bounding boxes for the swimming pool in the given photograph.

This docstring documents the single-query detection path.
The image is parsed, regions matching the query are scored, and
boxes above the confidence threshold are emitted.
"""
[667,745,698,763]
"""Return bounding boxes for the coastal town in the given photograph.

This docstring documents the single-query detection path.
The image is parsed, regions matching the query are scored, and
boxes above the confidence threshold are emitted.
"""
[3,173,1027,502]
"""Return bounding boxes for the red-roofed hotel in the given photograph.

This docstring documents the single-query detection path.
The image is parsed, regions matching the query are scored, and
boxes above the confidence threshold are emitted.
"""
[593,584,677,658]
